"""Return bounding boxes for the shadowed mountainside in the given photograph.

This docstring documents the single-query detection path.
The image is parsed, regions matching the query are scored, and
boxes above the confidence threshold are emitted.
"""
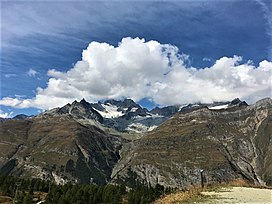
[0,114,124,185]
[111,98,272,188]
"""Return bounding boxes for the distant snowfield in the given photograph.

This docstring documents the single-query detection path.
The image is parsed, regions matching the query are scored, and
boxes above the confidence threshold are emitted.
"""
[201,187,272,204]
[208,104,228,110]
[94,104,124,118]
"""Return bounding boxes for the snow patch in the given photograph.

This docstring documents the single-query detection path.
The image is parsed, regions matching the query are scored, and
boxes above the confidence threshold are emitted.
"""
[208,104,229,110]
[148,125,157,131]
[126,123,157,133]
[178,104,188,111]
[150,113,164,118]
[130,107,138,112]
[94,104,124,118]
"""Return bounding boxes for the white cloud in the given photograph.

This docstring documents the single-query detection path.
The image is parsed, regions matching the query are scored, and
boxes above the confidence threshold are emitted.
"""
[4,74,17,78]
[27,68,38,77]
[1,37,271,110]
[203,57,212,62]
[0,110,13,118]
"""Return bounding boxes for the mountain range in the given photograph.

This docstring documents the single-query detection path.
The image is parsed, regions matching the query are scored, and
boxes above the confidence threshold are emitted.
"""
[0,97,271,189]
[42,98,178,133]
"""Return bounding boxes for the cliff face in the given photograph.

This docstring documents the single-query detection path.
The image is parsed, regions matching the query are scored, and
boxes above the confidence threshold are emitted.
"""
[111,98,272,188]
[0,114,124,185]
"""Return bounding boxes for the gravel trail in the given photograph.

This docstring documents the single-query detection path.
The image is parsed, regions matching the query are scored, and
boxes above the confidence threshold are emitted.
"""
[201,187,272,204]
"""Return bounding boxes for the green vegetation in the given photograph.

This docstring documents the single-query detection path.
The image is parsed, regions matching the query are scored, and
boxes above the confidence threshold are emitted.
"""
[45,182,170,204]
[44,183,125,204]
[0,173,170,203]
[0,173,49,203]
[127,183,173,204]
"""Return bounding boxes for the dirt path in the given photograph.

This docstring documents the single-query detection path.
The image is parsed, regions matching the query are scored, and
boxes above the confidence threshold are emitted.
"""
[201,187,272,204]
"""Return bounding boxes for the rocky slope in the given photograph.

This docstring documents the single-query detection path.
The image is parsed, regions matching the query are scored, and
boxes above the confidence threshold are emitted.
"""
[0,98,177,184]
[0,97,270,189]
[0,114,124,185]
[111,98,272,188]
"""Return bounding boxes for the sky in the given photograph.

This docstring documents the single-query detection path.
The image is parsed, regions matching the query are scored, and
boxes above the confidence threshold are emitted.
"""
[0,0,272,117]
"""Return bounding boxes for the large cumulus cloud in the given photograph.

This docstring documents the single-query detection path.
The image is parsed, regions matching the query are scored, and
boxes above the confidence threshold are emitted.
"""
[1,37,271,109]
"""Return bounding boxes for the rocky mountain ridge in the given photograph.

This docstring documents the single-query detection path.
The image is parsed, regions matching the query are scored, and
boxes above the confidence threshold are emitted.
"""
[1,97,270,190]
[41,98,248,133]
[41,98,176,133]
[111,98,271,188]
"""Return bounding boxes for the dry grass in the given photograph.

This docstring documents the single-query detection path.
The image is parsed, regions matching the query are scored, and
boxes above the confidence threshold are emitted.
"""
[206,178,272,190]
[153,186,205,204]
[0,191,47,204]
[33,191,48,203]
[228,178,249,186]
[153,178,272,204]
[228,178,272,189]
[0,195,13,204]
[203,178,250,192]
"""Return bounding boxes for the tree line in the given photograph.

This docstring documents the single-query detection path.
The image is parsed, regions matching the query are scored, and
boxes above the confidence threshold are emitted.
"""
[0,173,174,203]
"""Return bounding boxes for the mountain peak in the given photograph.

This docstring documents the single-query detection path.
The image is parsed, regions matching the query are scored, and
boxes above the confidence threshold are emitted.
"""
[71,100,78,105]
[230,98,241,105]
[121,98,138,108]
[103,98,138,109]
[13,114,29,119]
[104,99,118,105]
[80,98,87,103]
[70,98,92,109]
[79,98,90,107]
[230,98,248,107]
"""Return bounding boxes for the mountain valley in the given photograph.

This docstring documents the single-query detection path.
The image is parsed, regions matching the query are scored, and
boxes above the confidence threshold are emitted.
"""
[0,97,271,190]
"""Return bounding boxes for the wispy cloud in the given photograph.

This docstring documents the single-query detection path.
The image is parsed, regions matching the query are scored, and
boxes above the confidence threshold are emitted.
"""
[1,2,122,50]
[203,57,212,62]
[27,69,39,77]
[1,1,269,67]
[4,74,17,78]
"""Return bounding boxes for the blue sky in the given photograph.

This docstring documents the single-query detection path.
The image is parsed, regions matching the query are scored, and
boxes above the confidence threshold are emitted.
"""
[1,0,272,117]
